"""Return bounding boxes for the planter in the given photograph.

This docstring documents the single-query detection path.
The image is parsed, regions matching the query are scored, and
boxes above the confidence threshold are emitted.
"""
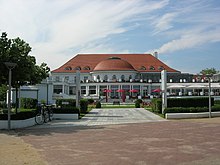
[166,111,220,119]
[53,113,79,120]
[0,117,35,129]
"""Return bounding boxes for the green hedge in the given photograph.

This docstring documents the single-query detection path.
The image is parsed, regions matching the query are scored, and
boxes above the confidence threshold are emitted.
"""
[214,100,220,105]
[20,98,38,109]
[96,101,101,108]
[56,99,76,108]
[164,105,220,114]
[80,99,88,113]
[167,97,214,108]
[151,98,162,113]
[0,110,37,120]
[52,107,79,114]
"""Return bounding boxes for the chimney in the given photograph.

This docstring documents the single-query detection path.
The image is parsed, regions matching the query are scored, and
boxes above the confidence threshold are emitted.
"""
[153,52,158,59]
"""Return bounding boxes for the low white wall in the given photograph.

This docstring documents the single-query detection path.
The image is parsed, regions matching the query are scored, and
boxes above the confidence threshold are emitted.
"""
[166,111,220,119]
[53,113,79,120]
[0,117,35,129]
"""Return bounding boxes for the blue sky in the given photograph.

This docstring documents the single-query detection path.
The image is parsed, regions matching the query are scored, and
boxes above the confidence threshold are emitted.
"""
[0,0,220,74]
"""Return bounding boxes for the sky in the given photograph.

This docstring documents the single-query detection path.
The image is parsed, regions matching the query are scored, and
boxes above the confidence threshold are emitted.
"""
[0,0,220,74]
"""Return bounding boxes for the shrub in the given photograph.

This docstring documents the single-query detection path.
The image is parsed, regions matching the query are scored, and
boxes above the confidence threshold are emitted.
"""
[96,101,101,108]
[80,99,88,113]
[167,97,214,108]
[135,99,143,104]
[56,99,76,108]
[88,98,95,104]
[0,110,37,120]
[151,98,162,113]
[135,102,140,108]
[52,107,79,114]
[214,100,220,105]
[20,98,38,109]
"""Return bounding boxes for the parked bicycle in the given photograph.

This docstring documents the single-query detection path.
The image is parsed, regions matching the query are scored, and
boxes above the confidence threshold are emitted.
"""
[35,104,53,125]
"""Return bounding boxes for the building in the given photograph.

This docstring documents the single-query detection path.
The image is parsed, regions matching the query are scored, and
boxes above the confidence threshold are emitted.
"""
[12,53,220,104]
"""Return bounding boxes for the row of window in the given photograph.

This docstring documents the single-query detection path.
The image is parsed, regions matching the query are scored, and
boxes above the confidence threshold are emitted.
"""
[65,66,90,71]
[139,66,164,71]
[65,66,165,71]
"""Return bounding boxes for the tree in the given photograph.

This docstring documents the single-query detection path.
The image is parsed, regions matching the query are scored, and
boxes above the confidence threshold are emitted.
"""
[200,68,219,75]
[0,32,50,111]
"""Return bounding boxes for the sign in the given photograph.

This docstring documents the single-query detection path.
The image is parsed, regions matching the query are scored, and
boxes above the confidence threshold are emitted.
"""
[161,70,167,114]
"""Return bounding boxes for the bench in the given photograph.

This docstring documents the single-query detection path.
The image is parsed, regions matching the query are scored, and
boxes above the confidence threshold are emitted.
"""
[113,101,120,105]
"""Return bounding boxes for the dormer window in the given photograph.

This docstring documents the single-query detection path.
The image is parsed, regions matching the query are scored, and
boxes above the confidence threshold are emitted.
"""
[158,66,164,71]
[149,66,155,70]
[65,66,72,70]
[139,66,146,70]
[83,66,90,70]
[75,66,81,70]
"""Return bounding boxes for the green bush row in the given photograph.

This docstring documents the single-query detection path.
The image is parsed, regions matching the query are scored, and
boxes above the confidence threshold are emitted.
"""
[21,98,38,109]
[52,107,79,114]
[56,99,76,108]
[167,97,214,108]
[80,99,88,113]
[0,110,37,120]
[164,105,220,113]
[151,98,162,113]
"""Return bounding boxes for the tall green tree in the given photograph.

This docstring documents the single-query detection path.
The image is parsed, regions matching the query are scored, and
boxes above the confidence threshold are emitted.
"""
[0,32,50,110]
[200,68,219,75]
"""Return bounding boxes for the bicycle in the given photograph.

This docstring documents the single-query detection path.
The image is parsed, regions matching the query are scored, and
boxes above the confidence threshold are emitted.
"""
[35,104,53,125]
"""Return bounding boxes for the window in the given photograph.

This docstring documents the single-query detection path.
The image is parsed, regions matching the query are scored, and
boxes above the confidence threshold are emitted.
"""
[158,66,164,71]
[83,66,90,70]
[69,86,76,95]
[55,76,60,82]
[81,86,86,95]
[104,75,108,81]
[53,85,62,94]
[150,66,155,70]
[112,75,117,80]
[97,75,100,80]
[121,75,125,81]
[64,76,69,82]
[65,66,72,70]
[84,76,88,82]
[89,86,96,95]
[139,66,146,70]
[129,75,132,80]
[75,66,81,70]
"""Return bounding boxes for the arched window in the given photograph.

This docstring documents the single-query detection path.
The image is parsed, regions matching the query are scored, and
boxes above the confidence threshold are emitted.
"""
[129,75,132,80]
[65,66,72,70]
[139,66,146,70]
[75,66,81,70]
[149,66,155,70]
[158,66,164,71]
[104,75,108,81]
[83,66,90,70]
[97,75,100,80]
[112,75,117,80]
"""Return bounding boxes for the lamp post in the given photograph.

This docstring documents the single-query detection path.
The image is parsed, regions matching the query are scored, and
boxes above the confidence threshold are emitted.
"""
[4,62,17,130]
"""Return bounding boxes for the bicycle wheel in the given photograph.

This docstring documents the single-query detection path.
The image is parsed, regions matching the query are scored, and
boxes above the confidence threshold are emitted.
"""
[35,113,44,125]
[44,111,50,123]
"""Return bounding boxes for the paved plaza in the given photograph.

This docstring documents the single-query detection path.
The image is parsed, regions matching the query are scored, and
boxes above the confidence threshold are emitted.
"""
[33,108,165,128]
[1,108,220,165]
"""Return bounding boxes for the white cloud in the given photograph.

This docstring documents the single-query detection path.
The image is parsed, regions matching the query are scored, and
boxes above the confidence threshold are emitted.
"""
[0,0,169,70]
[153,0,220,54]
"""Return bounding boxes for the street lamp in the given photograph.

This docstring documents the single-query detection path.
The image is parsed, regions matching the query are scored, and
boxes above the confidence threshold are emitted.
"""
[4,62,17,130]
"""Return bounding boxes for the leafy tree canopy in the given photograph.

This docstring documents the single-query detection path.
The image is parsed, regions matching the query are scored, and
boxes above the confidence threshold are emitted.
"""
[200,68,219,75]
[0,32,50,87]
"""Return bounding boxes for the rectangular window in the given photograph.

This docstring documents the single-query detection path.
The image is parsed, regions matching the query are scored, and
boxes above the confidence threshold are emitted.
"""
[64,76,69,82]
[89,86,96,95]
[53,85,62,94]
[55,76,60,82]
[69,86,76,95]
[81,86,86,95]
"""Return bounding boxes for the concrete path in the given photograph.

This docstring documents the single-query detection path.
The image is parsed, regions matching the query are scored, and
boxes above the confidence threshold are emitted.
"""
[31,108,165,129]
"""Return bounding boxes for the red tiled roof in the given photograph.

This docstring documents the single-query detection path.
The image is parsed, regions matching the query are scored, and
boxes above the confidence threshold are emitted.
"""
[52,54,179,73]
